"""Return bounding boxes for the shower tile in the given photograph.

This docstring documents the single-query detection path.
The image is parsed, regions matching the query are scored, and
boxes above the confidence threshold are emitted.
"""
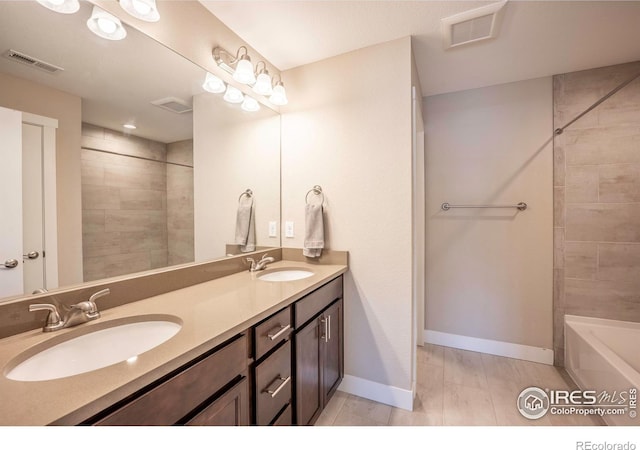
[565,166,598,203]
[81,185,120,211]
[563,126,640,166]
[554,187,565,228]
[120,188,164,211]
[565,278,640,323]
[553,145,565,186]
[554,268,565,308]
[598,243,640,282]
[599,164,640,202]
[553,228,564,268]
[565,203,640,242]
[564,242,597,280]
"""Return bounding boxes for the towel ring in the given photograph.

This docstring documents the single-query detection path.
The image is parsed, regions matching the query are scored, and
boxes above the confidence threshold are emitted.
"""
[238,189,253,203]
[305,185,324,205]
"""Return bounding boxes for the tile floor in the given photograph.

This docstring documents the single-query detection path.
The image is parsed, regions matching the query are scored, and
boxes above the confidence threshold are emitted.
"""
[315,344,604,426]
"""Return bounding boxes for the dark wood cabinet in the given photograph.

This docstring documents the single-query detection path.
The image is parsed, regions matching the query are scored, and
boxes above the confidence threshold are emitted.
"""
[322,299,343,406]
[185,377,249,426]
[294,277,344,425]
[92,334,249,426]
[85,275,343,427]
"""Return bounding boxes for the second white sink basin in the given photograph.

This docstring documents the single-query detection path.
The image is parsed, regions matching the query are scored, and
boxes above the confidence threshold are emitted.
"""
[5,316,182,382]
[258,269,314,282]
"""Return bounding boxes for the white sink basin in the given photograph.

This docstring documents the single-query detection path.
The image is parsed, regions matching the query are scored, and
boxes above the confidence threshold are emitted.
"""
[6,317,181,382]
[258,269,314,282]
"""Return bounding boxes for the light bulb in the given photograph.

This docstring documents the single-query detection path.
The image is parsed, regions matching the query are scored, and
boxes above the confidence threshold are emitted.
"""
[233,57,256,85]
[270,82,288,106]
[253,72,273,96]
[119,0,160,22]
[223,86,244,104]
[241,96,260,112]
[132,0,151,15]
[202,72,225,94]
[87,6,127,40]
[36,0,80,14]
[97,17,117,35]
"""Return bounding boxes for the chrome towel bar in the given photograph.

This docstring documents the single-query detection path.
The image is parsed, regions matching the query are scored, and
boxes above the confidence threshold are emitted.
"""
[441,202,527,211]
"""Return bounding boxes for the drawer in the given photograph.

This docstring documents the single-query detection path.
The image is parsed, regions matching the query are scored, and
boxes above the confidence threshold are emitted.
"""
[272,403,292,426]
[255,340,292,426]
[186,377,249,426]
[294,276,343,328]
[254,306,292,360]
[96,334,248,425]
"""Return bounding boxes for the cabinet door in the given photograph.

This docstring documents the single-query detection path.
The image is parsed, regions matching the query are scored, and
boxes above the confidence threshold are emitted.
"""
[322,299,343,405]
[186,377,249,426]
[295,317,322,425]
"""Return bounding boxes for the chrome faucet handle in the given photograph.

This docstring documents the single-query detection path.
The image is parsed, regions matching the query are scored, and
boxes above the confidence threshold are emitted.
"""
[72,288,109,319]
[245,257,257,270]
[29,303,63,331]
[259,253,271,261]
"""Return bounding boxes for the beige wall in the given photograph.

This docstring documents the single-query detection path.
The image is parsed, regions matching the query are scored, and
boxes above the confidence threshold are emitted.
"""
[193,95,280,261]
[553,61,640,366]
[0,72,82,287]
[424,77,554,350]
[281,37,414,393]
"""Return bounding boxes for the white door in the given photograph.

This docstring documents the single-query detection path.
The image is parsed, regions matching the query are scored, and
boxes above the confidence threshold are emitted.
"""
[0,106,24,298]
[22,123,46,294]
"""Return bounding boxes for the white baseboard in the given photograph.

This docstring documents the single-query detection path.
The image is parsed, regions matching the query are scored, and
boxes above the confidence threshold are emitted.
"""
[423,329,554,365]
[338,375,414,411]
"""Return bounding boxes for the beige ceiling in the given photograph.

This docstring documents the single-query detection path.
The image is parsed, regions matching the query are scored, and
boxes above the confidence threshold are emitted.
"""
[200,0,640,96]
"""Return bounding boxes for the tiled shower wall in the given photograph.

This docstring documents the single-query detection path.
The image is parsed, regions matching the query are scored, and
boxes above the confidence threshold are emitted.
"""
[553,61,640,366]
[166,140,194,266]
[81,124,193,281]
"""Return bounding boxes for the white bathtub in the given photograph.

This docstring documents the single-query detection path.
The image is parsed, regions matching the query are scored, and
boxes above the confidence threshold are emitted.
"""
[565,315,640,426]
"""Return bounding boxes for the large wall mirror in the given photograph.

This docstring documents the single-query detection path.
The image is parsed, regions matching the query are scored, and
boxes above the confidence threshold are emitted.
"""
[0,1,281,303]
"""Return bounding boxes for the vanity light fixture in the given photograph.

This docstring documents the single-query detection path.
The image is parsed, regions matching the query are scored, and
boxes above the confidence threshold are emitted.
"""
[213,46,256,85]
[241,96,260,112]
[87,6,127,40]
[123,123,137,130]
[119,0,160,22]
[36,0,80,14]
[202,72,226,94]
[252,61,273,96]
[269,78,288,106]
[223,85,244,104]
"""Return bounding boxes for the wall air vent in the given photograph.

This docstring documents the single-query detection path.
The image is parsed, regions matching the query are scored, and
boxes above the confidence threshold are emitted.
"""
[150,97,193,114]
[3,49,64,74]
[441,1,507,50]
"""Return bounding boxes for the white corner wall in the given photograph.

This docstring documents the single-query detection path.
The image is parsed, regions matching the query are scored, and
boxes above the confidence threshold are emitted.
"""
[423,77,554,355]
[281,37,415,407]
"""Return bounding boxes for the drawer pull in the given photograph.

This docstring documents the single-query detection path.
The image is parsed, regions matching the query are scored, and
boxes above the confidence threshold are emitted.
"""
[264,375,291,398]
[267,324,291,341]
[320,316,328,343]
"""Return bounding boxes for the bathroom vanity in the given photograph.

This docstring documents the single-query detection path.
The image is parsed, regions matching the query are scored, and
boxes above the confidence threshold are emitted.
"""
[0,258,347,426]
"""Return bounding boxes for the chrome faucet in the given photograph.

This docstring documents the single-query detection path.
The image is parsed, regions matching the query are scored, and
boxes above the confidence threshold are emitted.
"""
[246,253,275,272]
[29,288,110,332]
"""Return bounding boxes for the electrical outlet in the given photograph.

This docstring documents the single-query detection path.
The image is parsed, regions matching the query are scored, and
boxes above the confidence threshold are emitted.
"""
[268,221,277,237]
[285,221,294,238]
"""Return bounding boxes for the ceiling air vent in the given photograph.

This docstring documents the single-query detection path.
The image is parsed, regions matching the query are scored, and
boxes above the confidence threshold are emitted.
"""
[150,97,193,114]
[3,49,64,74]
[441,1,507,50]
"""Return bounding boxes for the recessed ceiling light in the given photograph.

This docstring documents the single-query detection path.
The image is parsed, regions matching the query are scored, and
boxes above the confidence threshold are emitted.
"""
[123,123,136,130]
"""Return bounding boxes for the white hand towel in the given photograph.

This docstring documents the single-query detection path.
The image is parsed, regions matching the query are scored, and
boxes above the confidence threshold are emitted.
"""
[303,203,324,258]
[235,197,255,253]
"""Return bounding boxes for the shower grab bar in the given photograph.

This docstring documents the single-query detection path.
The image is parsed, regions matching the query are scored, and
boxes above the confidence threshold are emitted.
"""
[441,202,527,211]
